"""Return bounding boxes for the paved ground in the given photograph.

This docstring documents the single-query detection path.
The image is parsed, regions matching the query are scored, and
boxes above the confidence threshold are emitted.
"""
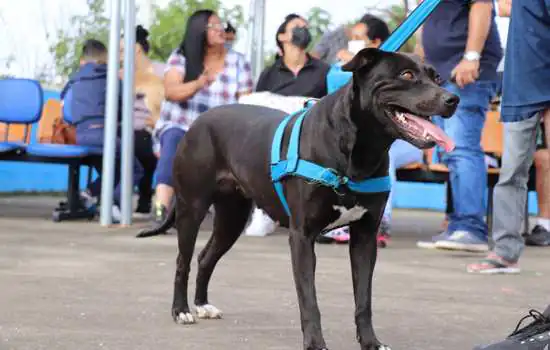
[1,196,549,350]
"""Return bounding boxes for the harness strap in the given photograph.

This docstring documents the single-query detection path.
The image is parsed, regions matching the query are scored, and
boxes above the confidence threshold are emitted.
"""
[270,107,392,218]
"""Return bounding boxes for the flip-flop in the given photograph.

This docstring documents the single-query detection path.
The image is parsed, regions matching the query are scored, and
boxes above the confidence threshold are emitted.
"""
[466,257,520,275]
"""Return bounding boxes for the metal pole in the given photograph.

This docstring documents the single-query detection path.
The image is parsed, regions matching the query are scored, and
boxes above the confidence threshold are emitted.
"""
[251,0,265,82]
[100,0,122,226]
[121,0,136,226]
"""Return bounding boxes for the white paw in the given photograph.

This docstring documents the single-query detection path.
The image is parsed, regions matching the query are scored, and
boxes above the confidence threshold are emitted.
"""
[175,312,196,325]
[377,346,392,350]
[195,304,223,319]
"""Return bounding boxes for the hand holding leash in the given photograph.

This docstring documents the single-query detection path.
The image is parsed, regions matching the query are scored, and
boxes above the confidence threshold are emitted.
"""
[451,59,480,88]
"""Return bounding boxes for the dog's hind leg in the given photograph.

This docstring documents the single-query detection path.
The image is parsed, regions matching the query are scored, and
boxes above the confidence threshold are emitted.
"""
[193,191,252,320]
[172,195,212,326]
[348,210,391,350]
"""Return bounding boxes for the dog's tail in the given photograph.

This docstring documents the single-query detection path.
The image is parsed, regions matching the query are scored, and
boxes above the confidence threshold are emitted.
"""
[135,203,176,238]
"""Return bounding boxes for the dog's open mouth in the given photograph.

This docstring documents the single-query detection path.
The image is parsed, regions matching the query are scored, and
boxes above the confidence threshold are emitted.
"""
[389,109,455,152]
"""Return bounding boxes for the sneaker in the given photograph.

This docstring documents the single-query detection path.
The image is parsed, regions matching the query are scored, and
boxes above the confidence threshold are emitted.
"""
[134,200,152,219]
[416,231,451,249]
[435,230,489,252]
[473,306,550,349]
[111,204,121,224]
[524,225,550,247]
[80,190,97,212]
[153,201,167,224]
[377,218,391,248]
[466,253,521,274]
[317,227,350,244]
[377,232,391,248]
[244,208,277,237]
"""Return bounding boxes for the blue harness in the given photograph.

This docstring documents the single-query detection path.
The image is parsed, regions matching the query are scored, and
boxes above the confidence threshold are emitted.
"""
[270,105,391,216]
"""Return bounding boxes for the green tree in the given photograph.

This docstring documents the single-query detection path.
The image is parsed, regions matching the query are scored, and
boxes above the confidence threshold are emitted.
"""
[306,6,332,49]
[148,0,244,62]
[50,0,110,79]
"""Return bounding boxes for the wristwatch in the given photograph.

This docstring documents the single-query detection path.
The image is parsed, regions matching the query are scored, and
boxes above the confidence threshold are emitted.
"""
[464,51,481,61]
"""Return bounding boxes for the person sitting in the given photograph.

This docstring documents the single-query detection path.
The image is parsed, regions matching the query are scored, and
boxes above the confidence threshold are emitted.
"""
[311,13,386,65]
[243,13,331,239]
[152,9,253,223]
[255,13,330,99]
[119,25,166,219]
[61,39,143,222]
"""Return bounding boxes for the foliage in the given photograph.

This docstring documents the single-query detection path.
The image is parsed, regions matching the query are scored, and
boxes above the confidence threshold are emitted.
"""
[148,0,244,62]
[49,0,244,80]
[50,0,110,79]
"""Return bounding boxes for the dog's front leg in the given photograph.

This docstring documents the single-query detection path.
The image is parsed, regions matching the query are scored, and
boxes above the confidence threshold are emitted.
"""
[349,217,390,350]
[289,229,328,350]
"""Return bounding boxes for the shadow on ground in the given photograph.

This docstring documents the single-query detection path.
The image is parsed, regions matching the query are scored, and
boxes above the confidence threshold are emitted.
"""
[1,196,549,350]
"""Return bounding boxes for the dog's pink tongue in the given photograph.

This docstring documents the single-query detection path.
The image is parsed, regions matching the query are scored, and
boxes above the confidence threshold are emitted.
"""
[404,114,456,152]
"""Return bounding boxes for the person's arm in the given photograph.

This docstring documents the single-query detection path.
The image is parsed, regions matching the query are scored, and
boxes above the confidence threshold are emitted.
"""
[497,0,512,17]
[164,69,208,101]
[162,53,210,102]
[451,0,494,87]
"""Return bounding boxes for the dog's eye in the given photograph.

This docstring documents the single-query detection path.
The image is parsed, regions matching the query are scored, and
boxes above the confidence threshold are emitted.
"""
[400,71,415,80]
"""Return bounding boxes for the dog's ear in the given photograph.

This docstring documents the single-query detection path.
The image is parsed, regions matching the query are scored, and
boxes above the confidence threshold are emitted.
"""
[341,48,382,72]
[424,64,443,86]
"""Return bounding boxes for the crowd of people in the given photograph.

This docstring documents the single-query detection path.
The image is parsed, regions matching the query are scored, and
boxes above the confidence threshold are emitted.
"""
[62,0,549,272]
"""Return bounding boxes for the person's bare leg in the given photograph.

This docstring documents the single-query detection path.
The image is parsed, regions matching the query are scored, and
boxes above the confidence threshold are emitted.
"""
[155,184,174,208]
[534,150,550,220]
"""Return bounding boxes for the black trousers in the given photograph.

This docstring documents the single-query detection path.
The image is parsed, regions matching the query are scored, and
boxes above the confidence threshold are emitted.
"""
[134,129,158,210]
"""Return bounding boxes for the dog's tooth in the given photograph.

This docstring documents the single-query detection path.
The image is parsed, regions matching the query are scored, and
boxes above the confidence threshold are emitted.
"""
[422,129,428,138]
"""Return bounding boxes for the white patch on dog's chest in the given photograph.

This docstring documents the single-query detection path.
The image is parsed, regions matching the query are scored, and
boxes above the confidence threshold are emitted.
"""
[324,205,368,230]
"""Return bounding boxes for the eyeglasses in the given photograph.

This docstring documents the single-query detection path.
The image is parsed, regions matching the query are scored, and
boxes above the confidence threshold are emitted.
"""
[207,23,226,31]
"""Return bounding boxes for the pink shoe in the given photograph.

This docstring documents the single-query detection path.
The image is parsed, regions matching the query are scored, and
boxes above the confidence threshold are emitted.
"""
[466,253,521,274]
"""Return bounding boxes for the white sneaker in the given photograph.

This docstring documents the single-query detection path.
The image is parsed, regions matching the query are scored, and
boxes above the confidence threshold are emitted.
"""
[111,205,121,224]
[243,208,277,237]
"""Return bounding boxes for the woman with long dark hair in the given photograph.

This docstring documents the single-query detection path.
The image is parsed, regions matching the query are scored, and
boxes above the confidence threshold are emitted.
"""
[152,9,253,223]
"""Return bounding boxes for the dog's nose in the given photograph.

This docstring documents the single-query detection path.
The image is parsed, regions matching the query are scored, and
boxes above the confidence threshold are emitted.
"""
[442,93,460,108]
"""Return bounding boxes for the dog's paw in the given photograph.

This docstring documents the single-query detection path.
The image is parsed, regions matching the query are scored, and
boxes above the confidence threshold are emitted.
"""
[174,312,196,325]
[377,346,392,350]
[195,304,223,319]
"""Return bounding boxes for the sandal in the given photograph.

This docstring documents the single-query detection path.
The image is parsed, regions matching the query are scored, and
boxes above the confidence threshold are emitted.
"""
[466,254,520,275]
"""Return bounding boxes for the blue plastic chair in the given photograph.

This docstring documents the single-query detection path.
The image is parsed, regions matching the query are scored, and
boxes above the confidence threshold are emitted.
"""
[25,87,102,158]
[0,78,44,154]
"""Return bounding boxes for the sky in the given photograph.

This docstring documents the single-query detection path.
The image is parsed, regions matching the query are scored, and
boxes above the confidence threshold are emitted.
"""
[0,0,509,80]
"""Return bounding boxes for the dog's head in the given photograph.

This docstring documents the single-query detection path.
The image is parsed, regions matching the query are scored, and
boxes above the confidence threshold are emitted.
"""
[341,48,459,152]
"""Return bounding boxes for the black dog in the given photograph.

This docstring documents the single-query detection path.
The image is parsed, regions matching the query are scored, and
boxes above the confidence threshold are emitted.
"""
[137,48,459,350]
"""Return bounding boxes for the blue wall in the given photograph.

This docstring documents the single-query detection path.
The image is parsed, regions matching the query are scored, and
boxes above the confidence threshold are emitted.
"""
[0,89,540,215]
[0,90,95,192]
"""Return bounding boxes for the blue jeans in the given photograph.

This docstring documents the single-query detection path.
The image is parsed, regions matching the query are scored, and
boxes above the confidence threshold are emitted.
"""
[157,128,186,187]
[383,140,423,226]
[432,81,496,240]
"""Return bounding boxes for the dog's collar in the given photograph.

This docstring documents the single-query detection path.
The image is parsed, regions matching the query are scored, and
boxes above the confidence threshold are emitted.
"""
[270,106,391,216]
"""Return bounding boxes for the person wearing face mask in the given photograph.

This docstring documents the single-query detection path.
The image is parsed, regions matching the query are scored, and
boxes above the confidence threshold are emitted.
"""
[335,14,390,65]
[255,14,330,98]
[244,14,332,241]
[324,14,423,247]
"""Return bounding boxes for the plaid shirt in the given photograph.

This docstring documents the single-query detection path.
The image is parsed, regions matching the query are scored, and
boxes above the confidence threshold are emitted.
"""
[154,49,253,142]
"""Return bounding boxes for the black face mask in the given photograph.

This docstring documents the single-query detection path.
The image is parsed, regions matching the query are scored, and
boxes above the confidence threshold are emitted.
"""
[291,27,312,49]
